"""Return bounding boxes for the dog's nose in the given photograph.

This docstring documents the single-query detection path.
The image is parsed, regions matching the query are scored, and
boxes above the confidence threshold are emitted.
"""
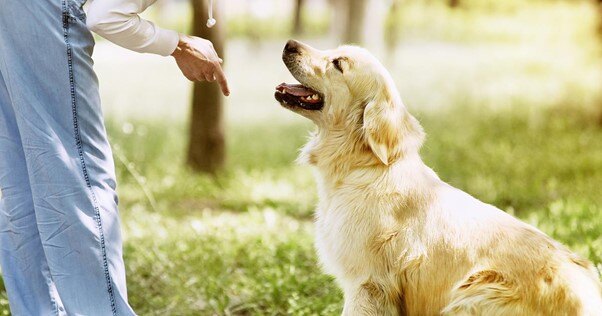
[284,40,301,54]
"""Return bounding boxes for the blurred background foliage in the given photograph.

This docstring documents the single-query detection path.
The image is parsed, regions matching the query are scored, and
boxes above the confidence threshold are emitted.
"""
[2,0,602,314]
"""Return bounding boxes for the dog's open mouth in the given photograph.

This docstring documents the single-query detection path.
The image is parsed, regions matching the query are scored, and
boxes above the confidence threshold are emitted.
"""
[275,83,324,111]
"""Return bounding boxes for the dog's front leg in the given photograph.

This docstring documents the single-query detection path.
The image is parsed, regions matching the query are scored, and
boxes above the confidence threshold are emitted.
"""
[342,282,402,316]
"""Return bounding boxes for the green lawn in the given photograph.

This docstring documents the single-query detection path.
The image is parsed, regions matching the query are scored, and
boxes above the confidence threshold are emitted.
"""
[104,105,602,315]
[1,0,601,315]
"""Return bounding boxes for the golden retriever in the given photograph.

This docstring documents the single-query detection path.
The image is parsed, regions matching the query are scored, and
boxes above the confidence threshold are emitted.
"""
[274,40,602,315]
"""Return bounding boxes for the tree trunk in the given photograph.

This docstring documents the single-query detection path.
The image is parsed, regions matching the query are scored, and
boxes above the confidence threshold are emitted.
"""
[598,0,602,35]
[343,0,369,44]
[293,0,305,35]
[598,0,602,125]
[449,0,460,8]
[187,0,226,173]
[329,0,346,41]
[384,0,402,63]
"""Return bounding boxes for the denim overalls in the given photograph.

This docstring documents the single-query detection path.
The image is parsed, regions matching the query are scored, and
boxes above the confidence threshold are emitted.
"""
[0,1,135,314]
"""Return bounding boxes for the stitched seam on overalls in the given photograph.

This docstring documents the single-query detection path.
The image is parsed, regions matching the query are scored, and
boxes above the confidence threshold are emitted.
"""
[61,1,117,314]
[48,277,58,316]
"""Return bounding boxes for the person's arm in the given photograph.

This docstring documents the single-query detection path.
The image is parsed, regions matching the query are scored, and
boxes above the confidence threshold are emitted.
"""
[86,0,178,56]
[87,0,229,95]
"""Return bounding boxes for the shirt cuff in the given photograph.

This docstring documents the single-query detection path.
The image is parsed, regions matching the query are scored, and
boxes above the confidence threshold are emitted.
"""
[151,28,180,56]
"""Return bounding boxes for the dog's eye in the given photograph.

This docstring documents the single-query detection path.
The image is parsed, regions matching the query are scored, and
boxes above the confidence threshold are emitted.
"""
[332,58,344,73]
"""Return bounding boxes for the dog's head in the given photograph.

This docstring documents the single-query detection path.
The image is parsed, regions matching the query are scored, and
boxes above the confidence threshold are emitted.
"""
[275,40,424,167]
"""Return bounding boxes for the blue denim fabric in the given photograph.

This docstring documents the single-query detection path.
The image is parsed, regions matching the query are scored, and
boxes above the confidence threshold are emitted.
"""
[0,1,136,315]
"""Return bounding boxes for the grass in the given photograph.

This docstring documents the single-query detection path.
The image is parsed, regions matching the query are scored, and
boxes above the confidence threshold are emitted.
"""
[1,0,602,314]
[99,104,602,315]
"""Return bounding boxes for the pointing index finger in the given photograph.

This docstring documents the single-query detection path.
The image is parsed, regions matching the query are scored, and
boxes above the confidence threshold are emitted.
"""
[213,62,230,96]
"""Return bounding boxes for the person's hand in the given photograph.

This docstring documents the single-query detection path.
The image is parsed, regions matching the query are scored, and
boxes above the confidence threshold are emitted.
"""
[171,34,230,96]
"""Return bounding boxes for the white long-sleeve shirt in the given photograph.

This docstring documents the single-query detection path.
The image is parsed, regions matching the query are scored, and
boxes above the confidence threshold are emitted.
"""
[86,0,179,56]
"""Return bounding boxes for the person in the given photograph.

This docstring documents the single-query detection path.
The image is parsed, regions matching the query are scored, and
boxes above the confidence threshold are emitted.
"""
[0,0,228,314]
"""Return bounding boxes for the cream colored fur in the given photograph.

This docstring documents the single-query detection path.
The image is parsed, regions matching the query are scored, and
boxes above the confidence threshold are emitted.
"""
[278,40,602,315]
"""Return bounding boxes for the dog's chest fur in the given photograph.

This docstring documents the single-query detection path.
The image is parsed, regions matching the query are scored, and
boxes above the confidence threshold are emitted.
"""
[314,192,394,283]
[312,167,431,291]
[310,161,468,313]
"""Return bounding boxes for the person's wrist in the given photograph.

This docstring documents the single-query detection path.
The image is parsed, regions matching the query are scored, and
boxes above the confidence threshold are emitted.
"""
[171,34,189,57]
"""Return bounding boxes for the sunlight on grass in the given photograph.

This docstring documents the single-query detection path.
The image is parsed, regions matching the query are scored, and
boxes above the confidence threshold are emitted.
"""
[101,105,602,314]
[122,207,340,315]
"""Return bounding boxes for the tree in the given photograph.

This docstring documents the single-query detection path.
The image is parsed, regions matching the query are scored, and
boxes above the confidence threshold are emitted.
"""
[329,0,347,41]
[384,0,403,63]
[343,0,369,44]
[598,0,602,35]
[293,0,306,35]
[449,0,460,9]
[187,0,226,173]
[598,0,602,125]
[329,0,369,44]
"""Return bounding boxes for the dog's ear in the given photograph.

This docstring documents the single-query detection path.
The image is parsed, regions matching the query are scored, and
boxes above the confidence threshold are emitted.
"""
[362,91,403,165]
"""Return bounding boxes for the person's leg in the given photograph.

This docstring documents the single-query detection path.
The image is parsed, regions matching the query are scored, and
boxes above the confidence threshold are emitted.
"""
[0,64,66,316]
[0,0,135,314]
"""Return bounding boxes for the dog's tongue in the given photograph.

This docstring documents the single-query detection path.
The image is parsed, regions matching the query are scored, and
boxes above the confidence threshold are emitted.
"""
[276,83,317,97]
